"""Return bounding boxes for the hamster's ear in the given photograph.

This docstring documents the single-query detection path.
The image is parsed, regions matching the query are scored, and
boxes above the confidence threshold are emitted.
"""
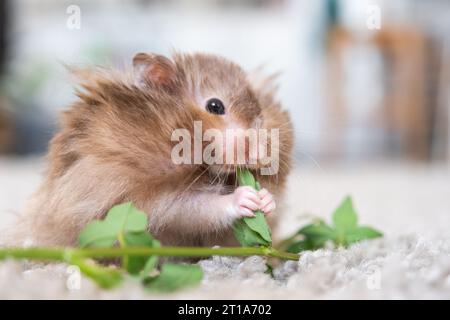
[133,53,176,87]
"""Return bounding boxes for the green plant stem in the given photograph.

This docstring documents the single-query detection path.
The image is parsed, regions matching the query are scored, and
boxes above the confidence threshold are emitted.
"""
[0,246,299,262]
[117,232,128,269]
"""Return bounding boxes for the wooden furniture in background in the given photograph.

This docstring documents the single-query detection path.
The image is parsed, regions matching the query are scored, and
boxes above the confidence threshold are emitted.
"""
[325,25,431,161]
[0,101,12,153]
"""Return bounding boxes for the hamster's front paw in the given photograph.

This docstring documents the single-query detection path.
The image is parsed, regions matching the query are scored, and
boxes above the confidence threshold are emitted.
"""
[258,188,276,215]
[230,186,261,218]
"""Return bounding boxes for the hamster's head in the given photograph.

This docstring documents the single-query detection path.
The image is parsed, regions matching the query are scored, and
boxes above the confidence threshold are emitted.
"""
[134,52,285,177]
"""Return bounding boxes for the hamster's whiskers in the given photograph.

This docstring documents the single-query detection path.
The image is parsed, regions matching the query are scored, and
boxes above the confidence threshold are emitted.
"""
[182,166,210,193]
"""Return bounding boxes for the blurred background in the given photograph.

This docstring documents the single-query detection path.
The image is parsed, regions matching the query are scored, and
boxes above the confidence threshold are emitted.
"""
[1,0,450,163]
[0,0,449,234]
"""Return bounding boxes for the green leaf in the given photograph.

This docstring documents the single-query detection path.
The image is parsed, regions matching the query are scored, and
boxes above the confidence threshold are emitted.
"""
[140,240,161,276]
[332,196,358,233]
[233,168,272,246]
[345,226,383,245]
[106,202,148,233]
[66,256,123,289]
[298,221,335,239]
[242,211,272,243]
[77,221,117,248]
[284,221,335,252]
[280,196,384,251]
[236,167,257,186]
[144,263,203,293]
[286,240,313,253]
[299,221,336,247]
[78,202,148,248]
[123,232,159,275]
[233,220,270,247]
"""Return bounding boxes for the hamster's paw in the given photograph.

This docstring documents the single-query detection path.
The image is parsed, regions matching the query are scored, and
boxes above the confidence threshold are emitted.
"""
[258,188,276,215]
[231,186,260,218]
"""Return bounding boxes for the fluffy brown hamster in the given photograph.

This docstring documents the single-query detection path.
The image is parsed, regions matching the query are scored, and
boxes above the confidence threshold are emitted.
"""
[6,52,293,248]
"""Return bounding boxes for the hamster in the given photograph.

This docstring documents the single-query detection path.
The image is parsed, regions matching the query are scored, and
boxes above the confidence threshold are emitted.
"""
[6,52,294,248]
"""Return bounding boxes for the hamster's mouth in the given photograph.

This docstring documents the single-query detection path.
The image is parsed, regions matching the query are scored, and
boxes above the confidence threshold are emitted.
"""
[207,164,271,189]
[207,163,259,182]
[207,164,235,176]
[206,165,237,187]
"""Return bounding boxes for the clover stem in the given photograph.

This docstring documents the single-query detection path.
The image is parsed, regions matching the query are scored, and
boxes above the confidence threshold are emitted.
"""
[117,232,128,269]
[0,246,299,262]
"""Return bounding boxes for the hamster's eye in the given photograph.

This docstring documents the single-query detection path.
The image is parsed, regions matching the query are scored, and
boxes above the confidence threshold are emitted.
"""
[205,98,225,115]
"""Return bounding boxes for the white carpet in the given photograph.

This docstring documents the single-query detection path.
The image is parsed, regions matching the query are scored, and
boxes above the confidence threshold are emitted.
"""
[0,157,449,299]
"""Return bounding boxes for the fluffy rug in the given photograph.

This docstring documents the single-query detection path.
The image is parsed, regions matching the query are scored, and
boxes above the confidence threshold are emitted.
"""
[0,157,449,299]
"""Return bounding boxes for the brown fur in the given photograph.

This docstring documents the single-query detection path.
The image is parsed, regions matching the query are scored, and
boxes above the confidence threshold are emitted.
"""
[5,52,293,247]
